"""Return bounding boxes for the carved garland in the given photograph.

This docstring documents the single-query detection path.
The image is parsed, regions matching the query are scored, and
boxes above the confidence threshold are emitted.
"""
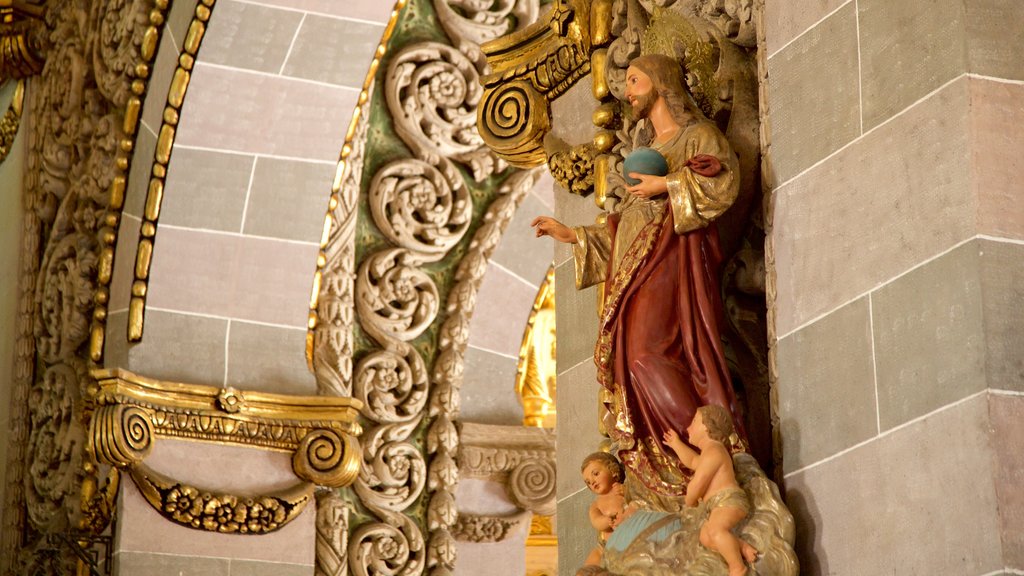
[3,0,173,571]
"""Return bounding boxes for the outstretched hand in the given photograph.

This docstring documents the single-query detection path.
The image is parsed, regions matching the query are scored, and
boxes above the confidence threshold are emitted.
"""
[626,173,668,198]
[531,216,578,244]
[663,429,684,450]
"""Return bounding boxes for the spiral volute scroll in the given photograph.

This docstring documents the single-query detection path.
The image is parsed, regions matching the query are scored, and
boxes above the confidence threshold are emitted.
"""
[355,422,427,515]
[386,42,485,165]
[349,512,426,576]
[91,404,153,468]
[507,458,556,516]
[477,79,550,167]
[293,429,360,488]
[369,159,472,261]
[356,249,440,343]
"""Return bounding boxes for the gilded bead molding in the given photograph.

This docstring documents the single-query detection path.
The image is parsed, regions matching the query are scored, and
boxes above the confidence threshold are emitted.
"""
[125,0,217,344]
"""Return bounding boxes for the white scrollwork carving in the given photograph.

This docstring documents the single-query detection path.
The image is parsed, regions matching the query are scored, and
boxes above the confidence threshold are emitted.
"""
[349,512,426,576]
[355,422,427,515]
[369,159,472,261]
[356,249,440,343]
[386,42,501,181]
[354,350,429,424]
[433,0,540,47]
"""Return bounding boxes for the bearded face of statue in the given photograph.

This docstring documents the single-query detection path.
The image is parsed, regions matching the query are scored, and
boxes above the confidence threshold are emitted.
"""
[625,66,658,120]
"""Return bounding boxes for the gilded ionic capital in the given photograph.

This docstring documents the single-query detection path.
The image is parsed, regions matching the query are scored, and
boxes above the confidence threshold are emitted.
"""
[477,0,613,168]
[86,368,365,534]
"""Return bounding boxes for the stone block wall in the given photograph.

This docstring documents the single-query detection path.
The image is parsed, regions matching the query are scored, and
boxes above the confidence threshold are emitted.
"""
[765,0,1023,573]
[106,0,390,396]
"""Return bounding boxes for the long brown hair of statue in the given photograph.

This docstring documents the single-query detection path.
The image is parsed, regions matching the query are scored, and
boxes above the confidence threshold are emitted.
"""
[629,53,705,128]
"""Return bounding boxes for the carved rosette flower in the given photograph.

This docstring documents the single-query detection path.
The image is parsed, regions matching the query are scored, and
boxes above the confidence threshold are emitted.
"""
[369,159,472,260]
[164,485,203,527]
[25,362,86,531]
[217,387,245,413]
[354,350,429,424]
[356,249,439,343]
[355,423,427,515]
[386,42,492,175]
[348,513,425,576]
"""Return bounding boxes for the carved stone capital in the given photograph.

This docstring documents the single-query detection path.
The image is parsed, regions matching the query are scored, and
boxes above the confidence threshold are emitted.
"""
[458,422,555,515]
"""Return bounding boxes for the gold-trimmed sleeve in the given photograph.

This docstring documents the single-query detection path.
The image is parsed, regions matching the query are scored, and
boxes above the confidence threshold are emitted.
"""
[572,224,611,289]
[665,123,740,234]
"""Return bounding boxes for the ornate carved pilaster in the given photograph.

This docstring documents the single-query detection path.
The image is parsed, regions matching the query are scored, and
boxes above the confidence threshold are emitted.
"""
[307,1,545,575]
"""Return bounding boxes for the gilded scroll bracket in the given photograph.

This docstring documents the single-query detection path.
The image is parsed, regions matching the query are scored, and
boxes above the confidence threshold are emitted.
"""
[87,368,363,534]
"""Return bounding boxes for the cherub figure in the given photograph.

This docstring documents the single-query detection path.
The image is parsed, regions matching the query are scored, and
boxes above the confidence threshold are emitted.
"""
[580,451,636,566]
[663,405,758,576]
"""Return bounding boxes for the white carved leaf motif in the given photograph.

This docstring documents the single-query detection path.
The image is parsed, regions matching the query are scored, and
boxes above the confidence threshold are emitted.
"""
[369,159,471,260]
[433,0,540,47]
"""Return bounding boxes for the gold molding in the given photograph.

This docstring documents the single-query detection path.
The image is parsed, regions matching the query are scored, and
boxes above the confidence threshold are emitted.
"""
[88,368,363,487]
[515,264,556,428]
[0,79,24,163]
[477,0,612,168]
[0,1,46,81]
[89,0,178,360]
[125,0,216,344]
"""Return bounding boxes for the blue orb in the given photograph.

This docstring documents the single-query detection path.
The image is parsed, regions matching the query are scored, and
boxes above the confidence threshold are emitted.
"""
[623,147,669,186]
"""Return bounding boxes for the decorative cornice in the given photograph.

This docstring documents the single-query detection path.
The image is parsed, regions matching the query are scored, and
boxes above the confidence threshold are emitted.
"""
[84,368,361,535]
[90,368,363,456]
[477,0,613,168]
[458,422,555,516]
